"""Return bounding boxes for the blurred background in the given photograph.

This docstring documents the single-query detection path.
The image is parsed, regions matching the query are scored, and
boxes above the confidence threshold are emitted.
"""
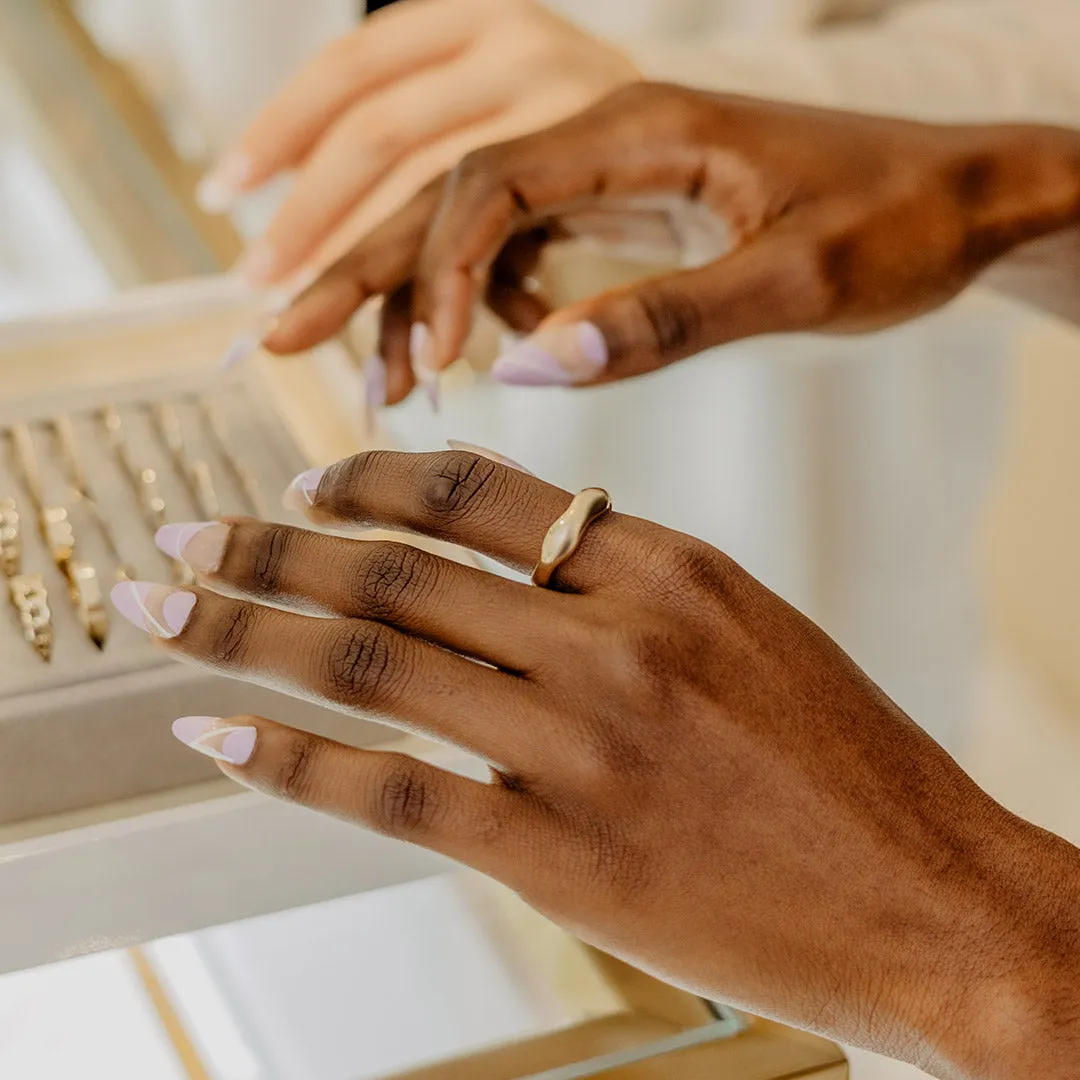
[1,1,1079,1077]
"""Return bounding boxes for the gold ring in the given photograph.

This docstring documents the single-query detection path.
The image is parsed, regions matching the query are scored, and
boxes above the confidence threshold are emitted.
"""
[532,488,611,589]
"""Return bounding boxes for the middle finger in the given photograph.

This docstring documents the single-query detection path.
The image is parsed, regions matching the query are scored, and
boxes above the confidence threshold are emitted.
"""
[155,518,562,672]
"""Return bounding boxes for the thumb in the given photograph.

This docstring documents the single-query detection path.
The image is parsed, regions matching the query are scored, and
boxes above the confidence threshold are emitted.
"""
[489,235,826,387]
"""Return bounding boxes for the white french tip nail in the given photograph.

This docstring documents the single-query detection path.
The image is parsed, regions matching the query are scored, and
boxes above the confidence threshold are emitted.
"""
[172,717,257,765]
[195,153,251,214]
[409,322,441,412]
[196,176,237,214]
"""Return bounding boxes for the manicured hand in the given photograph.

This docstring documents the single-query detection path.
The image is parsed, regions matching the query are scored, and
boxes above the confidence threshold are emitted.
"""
[112,447,1080,1079]
[202,0,638,289]
[264,83,1080,403]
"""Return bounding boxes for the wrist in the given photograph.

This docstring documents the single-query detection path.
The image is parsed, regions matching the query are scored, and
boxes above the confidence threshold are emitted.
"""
[909,815,1080,1080]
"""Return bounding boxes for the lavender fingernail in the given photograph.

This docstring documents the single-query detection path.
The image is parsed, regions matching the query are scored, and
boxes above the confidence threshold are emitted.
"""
[491,322,608,387]
[410,322,440,412]
[110,581,197,639]
[172,716,257,765]
[365,354,387,410]
[446,440,533,475]
[218,331,262,372]
[155,522,229,573]
[283,466,326,512]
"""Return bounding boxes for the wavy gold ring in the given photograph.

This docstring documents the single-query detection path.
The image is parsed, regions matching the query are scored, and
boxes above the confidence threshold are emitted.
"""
[532,488,611,589]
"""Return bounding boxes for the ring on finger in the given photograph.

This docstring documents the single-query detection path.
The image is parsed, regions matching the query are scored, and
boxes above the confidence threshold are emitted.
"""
[532,488,611,589]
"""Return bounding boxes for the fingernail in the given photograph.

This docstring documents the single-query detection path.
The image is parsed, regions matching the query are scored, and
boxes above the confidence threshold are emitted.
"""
[410,323,440,412]
[264,267,320,315]
[446,440,533,474]
[172,716,257,765]
[110,581,197,639]
[155,522,229,573]
[195,152,251,213]
[234,239,278,288]
[283,466,326,512]
[365,354,387,410]
[218,330,263,372]
[491,322,607,386]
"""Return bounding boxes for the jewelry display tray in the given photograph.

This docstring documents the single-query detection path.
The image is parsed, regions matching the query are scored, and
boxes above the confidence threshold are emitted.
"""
[0,277,393,827]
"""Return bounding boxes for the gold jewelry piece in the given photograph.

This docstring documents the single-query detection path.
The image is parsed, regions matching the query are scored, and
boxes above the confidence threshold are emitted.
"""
[7,423,109,649]
[0,497,52,662]
[194,395,266,518]
[0,497,20,579]
[99,406,190,585]
[100,405,167,531]
[532,488,611,589]
[9,573,53,663]
[148,401,220,520]
[49,415,137,581]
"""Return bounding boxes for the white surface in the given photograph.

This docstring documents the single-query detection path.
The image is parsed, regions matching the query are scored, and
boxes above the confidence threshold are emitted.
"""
[0,134,111,318]
[0,766,456,977]
[177,875,589,1080]
[0,951,187,1080]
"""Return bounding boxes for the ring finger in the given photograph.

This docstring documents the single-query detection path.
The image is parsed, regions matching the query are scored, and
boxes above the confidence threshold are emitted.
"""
[111,581,543,772]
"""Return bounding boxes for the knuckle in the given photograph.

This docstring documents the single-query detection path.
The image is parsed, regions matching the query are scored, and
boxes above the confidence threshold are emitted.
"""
[814,233,862,312]
[452,145,505,193]
[323,621,402,710]
[419,451,504,522]
[646,536,737,601]
[770,237,848,326]
[368,755,443,839]
[323,450,390,520]
[275,734,324,804]
[241,523,295,598]
[617,82,706,141]
[209,603,260,668]
[352,542,438,621]
[631,284,704,359]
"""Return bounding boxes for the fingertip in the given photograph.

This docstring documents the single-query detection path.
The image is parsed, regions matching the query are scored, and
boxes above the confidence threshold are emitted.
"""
[384,352,416,406]
[196,151,254,214]
[262,278,364,355]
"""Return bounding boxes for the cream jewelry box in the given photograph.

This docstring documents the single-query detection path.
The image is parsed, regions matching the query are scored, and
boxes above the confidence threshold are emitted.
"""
[0,276,397,826]
[0,277,482,974]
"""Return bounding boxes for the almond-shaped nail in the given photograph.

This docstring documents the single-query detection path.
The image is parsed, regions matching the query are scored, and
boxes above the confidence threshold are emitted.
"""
[155,522,229,573]
[110,581,196,639]
[195,152,252,214]
[219,332,262,372]
[172,716,257,765]
[365,354,387,410]
[491,321,608,386]
[446,440,533,474]
[283,466,326,512]
[410,322,440,412]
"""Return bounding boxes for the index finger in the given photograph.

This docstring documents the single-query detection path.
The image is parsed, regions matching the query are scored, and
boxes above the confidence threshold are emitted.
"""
[414,82,718,369]
[264,180,443,354]
[285,449,632,592]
